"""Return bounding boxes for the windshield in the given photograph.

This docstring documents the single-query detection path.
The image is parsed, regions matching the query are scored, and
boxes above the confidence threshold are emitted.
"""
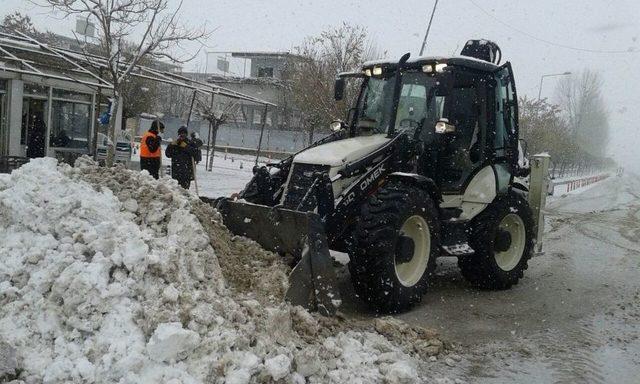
[356,71,444,136]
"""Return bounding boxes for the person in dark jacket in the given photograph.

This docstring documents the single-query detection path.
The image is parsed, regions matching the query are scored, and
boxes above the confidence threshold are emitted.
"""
[26,113,47,158]
[140,120,164,179]
[51,129,71,148]
[190,132,204,164]
[166,126,199,189]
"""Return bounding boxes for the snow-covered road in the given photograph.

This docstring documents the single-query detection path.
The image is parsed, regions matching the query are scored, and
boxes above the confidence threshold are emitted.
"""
[169,158,639,382]
[355,174,639,383]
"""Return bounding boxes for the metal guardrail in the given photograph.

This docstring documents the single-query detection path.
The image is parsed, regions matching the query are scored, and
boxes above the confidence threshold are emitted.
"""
[212,144,294,160]
[553,173,610,193]
[0,156,30,173]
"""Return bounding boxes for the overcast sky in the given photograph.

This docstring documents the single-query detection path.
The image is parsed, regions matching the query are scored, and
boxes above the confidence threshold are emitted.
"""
[3,0,639,170]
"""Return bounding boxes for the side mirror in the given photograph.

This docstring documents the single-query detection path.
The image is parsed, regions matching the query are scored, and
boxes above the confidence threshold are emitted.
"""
[435,118,456,134]
[334,77,345,101]
[329,120,344,132]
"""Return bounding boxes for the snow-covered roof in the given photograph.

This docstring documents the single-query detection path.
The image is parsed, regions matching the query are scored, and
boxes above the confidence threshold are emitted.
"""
[0,29,114,90]
[363,55,500,72]
[0,29,276,107]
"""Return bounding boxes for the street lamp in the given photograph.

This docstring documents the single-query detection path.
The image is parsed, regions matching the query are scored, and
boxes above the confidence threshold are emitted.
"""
[538,71,572,100]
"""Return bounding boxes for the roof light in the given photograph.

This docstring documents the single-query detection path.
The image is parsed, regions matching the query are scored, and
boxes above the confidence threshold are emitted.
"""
[435,63,448,72]
[364,69,372,77]
[422,64,433,73]
[372,67,383,76]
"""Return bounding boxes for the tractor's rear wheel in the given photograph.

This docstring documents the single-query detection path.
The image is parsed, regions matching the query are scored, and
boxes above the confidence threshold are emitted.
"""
[349,181,440,313]
[459,191,534,289]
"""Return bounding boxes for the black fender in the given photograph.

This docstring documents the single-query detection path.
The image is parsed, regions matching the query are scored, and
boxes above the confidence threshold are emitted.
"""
[511,181,529,196]
[388,172,442,203]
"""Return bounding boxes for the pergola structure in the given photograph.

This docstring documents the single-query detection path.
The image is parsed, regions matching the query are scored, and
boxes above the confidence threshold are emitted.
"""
[0,29,275,166]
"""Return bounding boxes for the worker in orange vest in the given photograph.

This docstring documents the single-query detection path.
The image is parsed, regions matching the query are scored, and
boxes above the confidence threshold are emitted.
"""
[140,120,164,179]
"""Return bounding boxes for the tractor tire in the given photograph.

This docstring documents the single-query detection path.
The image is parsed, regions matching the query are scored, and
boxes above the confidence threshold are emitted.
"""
[459,190,534,289]
[349,181,440,313]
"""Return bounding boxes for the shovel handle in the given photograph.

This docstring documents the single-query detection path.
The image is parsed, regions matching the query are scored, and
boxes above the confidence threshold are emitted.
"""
[191,157,199,196]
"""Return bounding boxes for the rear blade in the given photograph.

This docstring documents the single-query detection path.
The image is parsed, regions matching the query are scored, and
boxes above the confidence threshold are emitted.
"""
[213,198,341,316]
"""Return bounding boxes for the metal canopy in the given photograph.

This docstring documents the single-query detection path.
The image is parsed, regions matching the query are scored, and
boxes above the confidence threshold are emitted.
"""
[0,29,276,107]
[0,30,114,89]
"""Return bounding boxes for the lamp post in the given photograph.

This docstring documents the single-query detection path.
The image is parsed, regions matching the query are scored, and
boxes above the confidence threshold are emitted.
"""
[538,71,572,100]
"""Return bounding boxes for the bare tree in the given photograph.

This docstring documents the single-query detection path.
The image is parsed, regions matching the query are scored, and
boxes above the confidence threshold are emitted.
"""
[555,70,610,158]
[195,94,240,171]
[287,23,382,143]
[520,73,612,178]
[39,0,208,166]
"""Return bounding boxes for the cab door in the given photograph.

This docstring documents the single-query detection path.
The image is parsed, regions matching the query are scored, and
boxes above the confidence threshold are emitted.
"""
[436,68,491,194]
[491,62,519,194]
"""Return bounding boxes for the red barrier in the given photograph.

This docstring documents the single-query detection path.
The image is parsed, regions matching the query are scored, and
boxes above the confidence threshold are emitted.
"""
[565,174,609,193]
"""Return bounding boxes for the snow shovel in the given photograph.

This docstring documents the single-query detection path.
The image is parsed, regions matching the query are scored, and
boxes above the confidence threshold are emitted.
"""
[213,198,341,316]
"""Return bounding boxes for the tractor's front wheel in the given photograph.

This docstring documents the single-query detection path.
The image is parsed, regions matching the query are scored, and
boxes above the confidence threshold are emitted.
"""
[349,181,440,313]
[459,191,534,289]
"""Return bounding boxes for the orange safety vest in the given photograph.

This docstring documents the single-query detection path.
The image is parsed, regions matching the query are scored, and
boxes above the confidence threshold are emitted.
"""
[140,131,161,158]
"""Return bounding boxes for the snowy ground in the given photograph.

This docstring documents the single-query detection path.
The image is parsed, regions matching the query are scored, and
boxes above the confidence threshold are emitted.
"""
[0,158,455,384]
[140,152,639,383]
[366,173,638,383]
[192,153,267,199]
[3,155,636,383]
[131,147,267,198]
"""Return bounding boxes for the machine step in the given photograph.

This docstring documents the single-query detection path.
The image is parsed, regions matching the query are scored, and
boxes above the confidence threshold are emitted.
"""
[441,243,475,256]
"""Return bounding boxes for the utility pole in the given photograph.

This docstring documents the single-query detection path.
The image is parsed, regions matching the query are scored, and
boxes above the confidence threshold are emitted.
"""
[419,0,439,55]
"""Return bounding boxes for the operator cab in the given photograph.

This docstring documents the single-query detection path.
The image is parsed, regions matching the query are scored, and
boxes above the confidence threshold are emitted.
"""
[335,40,519,196]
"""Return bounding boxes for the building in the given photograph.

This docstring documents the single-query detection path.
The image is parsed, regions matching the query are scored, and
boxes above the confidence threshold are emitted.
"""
[184,51,306,132]
[0,30,275,162]
[0,20,180,160]
[177,51,321,153]
[0,30,115,160]
[208,51,304,132]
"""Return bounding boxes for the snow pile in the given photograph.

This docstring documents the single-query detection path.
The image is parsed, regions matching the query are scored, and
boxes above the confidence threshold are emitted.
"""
[0,158,438,383]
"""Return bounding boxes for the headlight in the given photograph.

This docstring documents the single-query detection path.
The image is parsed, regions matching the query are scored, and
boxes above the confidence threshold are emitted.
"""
[422,63,448,73]
[435,63,448,72]
[329,120,343,132]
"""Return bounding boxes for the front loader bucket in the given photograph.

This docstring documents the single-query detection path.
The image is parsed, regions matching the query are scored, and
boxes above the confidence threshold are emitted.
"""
[211,198,341,316]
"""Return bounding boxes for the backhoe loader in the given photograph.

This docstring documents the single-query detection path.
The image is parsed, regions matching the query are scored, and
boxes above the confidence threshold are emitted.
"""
[208,40,551,315]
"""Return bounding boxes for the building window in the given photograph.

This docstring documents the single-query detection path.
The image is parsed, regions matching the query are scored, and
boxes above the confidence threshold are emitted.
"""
[50,99,91,150]
[53,89,92,103]
[24,83,49,98]
[257,67,274,78]
[252,107,263,125]
[22,94,49,158]
[50,89,93,150]
[22,82,50,149]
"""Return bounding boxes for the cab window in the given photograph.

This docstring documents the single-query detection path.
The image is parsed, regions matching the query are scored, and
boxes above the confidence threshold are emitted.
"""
[437,70,490,192]
[395,74,428,133]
